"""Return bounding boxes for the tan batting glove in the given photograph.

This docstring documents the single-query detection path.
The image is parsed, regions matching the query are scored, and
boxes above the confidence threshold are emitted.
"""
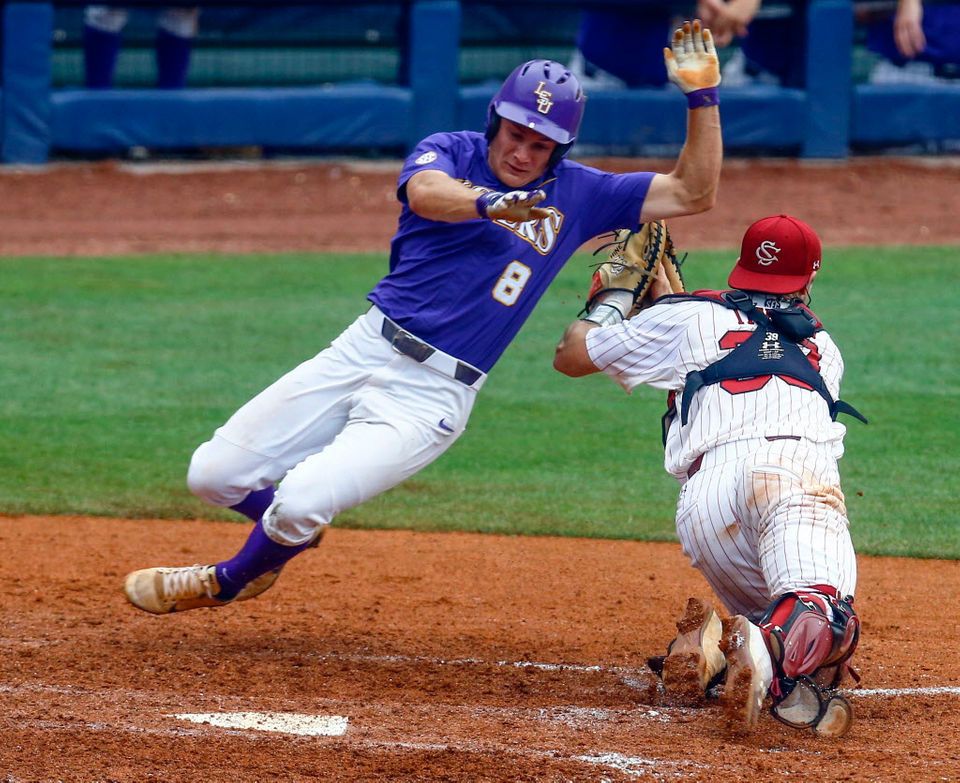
[475,189,550,221]
[664,20,721,94]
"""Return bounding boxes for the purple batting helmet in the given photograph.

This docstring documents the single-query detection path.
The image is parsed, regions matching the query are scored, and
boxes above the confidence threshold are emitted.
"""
[486,60,586,166]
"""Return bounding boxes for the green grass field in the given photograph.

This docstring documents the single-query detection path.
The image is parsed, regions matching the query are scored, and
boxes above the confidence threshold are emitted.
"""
[1,246,956,558]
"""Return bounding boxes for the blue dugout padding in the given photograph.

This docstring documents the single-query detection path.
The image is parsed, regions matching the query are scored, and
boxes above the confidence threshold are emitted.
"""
[1,2,55,164]
[51,84,413,150]
[853,84,960,144]
[1,0,958,164]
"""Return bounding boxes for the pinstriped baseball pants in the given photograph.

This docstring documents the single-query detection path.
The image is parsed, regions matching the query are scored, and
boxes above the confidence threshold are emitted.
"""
[674,438,858,621]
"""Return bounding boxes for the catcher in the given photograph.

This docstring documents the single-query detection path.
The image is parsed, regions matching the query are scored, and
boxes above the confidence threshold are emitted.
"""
[555,215,866,737]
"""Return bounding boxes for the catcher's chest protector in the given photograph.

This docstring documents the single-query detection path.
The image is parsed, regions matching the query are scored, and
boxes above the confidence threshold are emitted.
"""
[675,291,867,426]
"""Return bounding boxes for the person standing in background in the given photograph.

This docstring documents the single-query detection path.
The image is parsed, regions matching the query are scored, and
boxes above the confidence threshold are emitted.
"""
[83,5,199,89]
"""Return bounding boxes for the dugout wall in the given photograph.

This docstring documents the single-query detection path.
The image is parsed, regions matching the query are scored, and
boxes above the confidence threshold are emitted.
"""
[1,0,958,164]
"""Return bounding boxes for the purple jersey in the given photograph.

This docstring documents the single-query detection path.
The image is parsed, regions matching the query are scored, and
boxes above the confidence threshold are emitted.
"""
[368,130,654,372]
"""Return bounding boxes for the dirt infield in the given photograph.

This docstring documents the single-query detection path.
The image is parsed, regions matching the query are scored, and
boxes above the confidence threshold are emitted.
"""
[1,157,959,781]
[3,516,959,781]
[0,155,958,257]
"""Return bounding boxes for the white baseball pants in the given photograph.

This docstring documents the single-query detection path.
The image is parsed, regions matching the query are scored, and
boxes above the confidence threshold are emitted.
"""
[187,307,479,545]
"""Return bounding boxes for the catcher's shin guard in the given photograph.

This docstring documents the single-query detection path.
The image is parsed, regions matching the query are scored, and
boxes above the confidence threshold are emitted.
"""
[759,587,860,736]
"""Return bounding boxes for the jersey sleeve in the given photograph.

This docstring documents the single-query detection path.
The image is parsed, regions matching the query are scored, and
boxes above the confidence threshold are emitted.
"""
[585,299,706,392]
[579,169,655,234]
[396,133,462,203]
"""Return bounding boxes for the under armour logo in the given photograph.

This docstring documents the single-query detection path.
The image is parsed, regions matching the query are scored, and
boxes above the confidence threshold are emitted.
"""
[759,331,784,359]
[534,81,554,114]
[812,258,821,270]
[755,240,781,266]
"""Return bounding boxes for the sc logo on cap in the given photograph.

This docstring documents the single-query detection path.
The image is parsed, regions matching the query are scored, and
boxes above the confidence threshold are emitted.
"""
[755,240,781,266]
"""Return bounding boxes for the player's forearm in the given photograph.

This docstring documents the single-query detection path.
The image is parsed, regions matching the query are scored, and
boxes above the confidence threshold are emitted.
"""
[643,20,723,219]
[671,105,723,213]
[406,170,487,223]
[641,105,722,220]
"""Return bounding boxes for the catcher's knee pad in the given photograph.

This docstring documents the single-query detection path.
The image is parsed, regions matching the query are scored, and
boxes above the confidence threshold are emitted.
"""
[759,588,860,687]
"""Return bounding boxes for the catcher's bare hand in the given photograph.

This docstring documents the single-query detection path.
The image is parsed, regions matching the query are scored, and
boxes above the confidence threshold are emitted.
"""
[476,189,550,221]
[648,261,676,301]
[664,20,721,93]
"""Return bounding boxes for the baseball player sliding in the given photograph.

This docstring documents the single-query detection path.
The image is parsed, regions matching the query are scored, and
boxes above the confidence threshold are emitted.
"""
[123,25,724,613]
[553,214,866,737]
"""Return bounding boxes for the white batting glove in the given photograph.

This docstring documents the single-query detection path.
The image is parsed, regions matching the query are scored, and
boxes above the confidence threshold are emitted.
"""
[476,189,550,221]
[664,20,721,95]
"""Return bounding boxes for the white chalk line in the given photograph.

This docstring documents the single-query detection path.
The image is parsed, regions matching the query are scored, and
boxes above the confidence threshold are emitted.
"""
[4,653,958,702]
[849,686,960,698]
[4,651,958,702]
[266,651,960,700]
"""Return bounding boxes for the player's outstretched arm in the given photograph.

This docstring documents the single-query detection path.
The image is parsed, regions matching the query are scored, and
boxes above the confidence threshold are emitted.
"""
[406,169,550,223]
[640,20,722,220]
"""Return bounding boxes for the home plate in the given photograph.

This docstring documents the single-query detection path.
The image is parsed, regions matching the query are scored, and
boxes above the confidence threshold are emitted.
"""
[174,712,349,736]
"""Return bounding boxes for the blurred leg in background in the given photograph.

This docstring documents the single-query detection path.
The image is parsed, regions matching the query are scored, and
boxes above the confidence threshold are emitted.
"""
[155,7,199,88]
[83,5,127,88]
[865,0,960,83]
[575,7,675,87]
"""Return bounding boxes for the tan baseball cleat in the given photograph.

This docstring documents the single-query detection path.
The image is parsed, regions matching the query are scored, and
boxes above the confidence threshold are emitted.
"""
[124,564,280,614]
[661,596,727,702]
[720,614,775,731]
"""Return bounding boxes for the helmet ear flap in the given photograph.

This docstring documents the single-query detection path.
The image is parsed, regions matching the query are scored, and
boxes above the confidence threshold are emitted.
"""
[485,110,500,142]
[548,141,572,169]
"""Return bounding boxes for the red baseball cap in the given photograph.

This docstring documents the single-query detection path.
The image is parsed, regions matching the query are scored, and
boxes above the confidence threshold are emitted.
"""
[728,214,822,295]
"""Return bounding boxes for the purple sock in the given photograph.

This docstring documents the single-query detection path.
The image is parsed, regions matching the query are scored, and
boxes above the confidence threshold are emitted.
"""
[215,522,313,600]
[229,486,276,522]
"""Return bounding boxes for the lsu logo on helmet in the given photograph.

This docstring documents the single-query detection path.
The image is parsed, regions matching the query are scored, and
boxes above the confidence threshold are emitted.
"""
[534,81,554,115]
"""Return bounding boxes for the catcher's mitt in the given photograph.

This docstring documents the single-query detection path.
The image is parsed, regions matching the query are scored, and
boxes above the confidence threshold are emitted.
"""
[581,220,686,322]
